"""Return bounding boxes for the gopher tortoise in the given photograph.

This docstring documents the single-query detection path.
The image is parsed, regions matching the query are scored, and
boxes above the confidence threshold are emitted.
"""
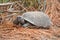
[13,11,52,28]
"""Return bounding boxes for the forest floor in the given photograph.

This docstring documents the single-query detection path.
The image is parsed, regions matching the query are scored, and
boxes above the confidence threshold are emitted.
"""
[0,0,60,40]
[0,22,60,40]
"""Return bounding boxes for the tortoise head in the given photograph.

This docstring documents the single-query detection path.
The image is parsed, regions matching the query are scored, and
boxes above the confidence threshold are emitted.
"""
[13,16,25,25]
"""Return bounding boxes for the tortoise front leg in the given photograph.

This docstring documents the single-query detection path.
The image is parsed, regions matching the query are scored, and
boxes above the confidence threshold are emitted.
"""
[22,23,30,28]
